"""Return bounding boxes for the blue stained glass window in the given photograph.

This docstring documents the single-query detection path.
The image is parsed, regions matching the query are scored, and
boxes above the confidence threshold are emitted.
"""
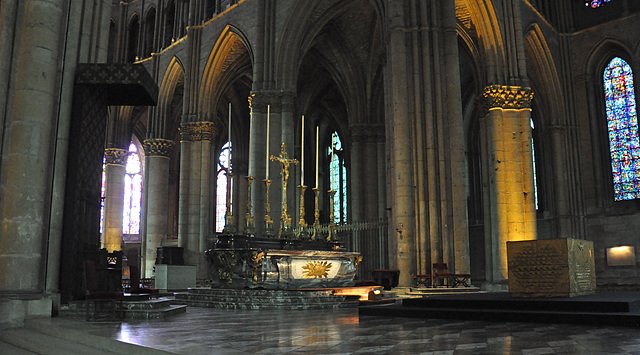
[216,142,232,232]
[604,57,640,201]
[328,132,347,224]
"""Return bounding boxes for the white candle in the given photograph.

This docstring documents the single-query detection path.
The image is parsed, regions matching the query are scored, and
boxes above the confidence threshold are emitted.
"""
[301,115,304,186]
[266,105,270,180]
[315,126,319,188]
[330,133,334,188]
[228,102,232,173]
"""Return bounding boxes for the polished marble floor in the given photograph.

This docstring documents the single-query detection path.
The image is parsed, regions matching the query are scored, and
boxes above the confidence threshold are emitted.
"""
[49,306,640,354]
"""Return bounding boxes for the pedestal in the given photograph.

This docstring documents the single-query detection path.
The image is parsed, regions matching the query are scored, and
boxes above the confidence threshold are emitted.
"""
[507,238,596,297]
[155,264,196,291]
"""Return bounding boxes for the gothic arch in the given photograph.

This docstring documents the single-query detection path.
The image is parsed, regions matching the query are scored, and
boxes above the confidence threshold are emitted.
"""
[199,25,253,120]
[155,57,185,138]
[456,0,506,85]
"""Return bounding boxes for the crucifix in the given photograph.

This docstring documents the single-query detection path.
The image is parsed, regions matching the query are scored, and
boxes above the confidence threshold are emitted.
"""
[270,143,298,238]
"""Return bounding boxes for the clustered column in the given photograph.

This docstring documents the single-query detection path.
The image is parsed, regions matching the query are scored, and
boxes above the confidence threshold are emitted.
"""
[102,148,128,252]
[481,85,537,282]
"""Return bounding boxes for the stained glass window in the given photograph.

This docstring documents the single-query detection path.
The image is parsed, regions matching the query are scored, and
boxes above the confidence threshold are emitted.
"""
[604,57,640,201]
[328,132,347,224]
[585,0,611,8]
[216,142,232,232]
[123,142,142,234]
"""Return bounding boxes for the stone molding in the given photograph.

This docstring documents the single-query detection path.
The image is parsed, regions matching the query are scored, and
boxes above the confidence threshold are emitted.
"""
[104,148,128,165]
[482,85,534,111]
[143,138,175,157]
[180,121,217,142]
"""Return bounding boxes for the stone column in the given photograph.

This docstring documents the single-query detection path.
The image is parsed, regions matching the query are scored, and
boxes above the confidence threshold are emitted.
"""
[0,0,65,294]
[178,122,216,277]
[482,85,536,283]
[248,94,268,235]
[103,148,128,252]
[142,139,175,278]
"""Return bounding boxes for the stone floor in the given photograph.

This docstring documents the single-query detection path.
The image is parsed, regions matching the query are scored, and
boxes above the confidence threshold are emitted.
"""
[48,306,640,354]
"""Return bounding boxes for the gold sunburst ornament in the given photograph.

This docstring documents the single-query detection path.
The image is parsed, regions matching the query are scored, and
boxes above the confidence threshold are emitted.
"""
[302,261,332,278]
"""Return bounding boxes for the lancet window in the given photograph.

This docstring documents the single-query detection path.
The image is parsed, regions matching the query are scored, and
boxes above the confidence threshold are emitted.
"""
[123,142,143,235]
[603,57,640,201]
[216,141,232,232]
[328,132,347,224]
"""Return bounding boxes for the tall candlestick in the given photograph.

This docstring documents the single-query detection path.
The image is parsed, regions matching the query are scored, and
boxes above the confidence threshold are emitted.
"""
[301,115,305,186]
[228,102,232,173]
[315,126,319,188]
[266,105,270,180]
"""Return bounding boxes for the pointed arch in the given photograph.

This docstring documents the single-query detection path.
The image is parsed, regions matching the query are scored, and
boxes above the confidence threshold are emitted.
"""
[457,0,505,84]
[199,25,253,120]
[154,57,185,137]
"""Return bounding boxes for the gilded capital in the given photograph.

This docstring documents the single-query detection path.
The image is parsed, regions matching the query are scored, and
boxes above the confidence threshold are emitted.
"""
[104,148,128,165]
[180,121,217,142]
[143,138,175,157]
[482,85,534,110]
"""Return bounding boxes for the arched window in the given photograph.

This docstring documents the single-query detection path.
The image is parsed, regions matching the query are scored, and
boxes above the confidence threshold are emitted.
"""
[328,132,347,224]
[603,57,640,201]
[124,142,143,234]
[216,142,231,232]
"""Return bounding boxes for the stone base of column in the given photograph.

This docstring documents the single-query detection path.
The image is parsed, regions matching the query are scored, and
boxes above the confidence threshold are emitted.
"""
[0,294,54,328]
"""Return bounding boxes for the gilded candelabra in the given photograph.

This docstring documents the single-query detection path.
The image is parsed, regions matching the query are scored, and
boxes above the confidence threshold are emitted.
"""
[327,189,336,241]
[244,176,255,236]
[311,188,320,240]
[270,143,298,239]
[264,178,274,237]
[297,185,307,239]
[222,173,235,235]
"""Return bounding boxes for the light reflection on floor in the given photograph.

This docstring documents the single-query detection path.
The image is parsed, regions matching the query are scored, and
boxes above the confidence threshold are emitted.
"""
[48,306,640,354]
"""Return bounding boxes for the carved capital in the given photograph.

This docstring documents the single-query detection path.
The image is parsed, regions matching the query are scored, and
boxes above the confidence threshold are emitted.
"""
[482,85,534,110]
[180,121,217,142]
[104,148,128,165]
[143,138,175,157]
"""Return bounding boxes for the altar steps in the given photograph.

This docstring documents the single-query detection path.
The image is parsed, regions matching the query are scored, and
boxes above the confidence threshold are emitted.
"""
[358,291,640,327]
[62,296,187,320]
[173,287,360,310]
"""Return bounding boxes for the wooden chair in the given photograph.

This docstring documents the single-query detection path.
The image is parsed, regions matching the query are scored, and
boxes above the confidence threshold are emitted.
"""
[432,262,454,288]
[84,258,124,321]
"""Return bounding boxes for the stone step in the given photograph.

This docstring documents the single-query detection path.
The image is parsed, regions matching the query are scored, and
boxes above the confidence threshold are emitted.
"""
[0,339,37,355]
[123,304,188,320]
[121,298,173,310]
[184,287,336,297]
[174,293,352,304]
[173,299,358,310]
[0,328,120,355]
[22,318,173,354]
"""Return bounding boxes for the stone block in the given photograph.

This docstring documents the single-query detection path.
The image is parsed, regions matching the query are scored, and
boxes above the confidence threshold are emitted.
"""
[507,238,596,297]
[155,264,196,291]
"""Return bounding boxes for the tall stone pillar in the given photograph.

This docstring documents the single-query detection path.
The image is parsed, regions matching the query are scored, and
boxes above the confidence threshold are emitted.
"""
[103,148,128,252]
[0,0,65,295]
[142,139,175,278]
[482,85,537,283]
[178,122,216,278]
[248,94,269,235]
